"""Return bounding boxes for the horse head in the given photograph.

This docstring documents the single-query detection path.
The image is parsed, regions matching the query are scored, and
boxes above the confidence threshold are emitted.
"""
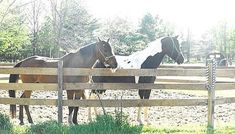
[161,36,184,64]
[96,38,118,68]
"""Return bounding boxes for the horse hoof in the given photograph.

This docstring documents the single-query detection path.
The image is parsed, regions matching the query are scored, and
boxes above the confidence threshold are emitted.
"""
[19,122,24,125]
[137,120,143,125]
[146,121,151,125]
[88,117,92,122]
[68,120,73,125]
[73,121,78,125]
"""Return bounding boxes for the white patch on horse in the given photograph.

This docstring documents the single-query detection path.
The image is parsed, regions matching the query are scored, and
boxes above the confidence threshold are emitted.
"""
[116,38,162,83]
[116,38,162,69]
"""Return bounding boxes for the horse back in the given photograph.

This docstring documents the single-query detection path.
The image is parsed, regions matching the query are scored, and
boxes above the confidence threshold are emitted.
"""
[19,56,58,68]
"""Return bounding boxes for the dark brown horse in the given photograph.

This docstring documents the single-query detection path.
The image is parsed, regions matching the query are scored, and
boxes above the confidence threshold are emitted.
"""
[9,38,117,125]
[90,36,184,124]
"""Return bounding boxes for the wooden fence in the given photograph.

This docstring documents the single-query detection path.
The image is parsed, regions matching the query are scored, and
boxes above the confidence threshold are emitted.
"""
[0,60,235,133]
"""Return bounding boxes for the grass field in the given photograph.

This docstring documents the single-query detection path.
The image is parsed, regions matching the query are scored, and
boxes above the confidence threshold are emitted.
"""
[1,115,235,134]
[1,112,235,134]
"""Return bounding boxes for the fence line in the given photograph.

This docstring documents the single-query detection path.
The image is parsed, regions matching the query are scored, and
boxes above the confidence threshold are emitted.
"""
[1,62,235,133]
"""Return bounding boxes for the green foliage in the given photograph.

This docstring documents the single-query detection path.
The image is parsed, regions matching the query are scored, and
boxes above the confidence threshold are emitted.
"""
[96,17,148,55]
[0,3,30,61]
[69,114,142,134]
[0,113,13,133]
[138,13,159,42]
[0,1,176,61]
[20,114,141,134]
[138,13,175,43]
[26,120,66,134]
[55,0,99,51]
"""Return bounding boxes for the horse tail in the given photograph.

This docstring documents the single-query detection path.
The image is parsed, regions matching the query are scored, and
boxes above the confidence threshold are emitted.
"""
[9,61,22,118]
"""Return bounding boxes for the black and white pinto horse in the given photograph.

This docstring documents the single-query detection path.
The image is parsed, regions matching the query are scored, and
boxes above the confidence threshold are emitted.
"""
[89,36,184,124]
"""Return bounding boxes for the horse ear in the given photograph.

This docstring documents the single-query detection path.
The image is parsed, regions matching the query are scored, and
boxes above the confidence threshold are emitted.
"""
[98,37,102,42]
[107,38,110,43]
[174,35,179,39]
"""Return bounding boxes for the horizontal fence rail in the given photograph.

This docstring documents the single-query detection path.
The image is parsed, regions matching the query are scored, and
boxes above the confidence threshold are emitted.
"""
[0,67,206,76]
[1,67,235,77]
[0,98,209,107]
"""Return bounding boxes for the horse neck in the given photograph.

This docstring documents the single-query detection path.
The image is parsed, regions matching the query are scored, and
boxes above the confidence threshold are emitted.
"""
[141,52,165,69]
[61,43,98,68]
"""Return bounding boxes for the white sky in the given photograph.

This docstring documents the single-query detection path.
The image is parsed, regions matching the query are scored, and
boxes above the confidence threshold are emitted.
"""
[84,0,235,38]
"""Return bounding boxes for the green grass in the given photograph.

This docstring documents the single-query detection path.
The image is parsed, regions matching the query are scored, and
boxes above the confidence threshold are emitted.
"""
[0,113,13,134]
[1,112,235,134]
[141,125,235,134]
[0,112,142,134]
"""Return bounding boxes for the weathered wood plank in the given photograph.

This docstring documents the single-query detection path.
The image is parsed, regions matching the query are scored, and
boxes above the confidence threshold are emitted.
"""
[0,83,206,91]
[215,83,235,90]
[63,68,206,76]
[0,67,57,75]
[159,64,206,69]
[64,83,206,90]
[63,68,158,76]
[0,98,208,107]
[2,97,235,107]
[156,68,206,76]
[1,67,234,78]
[63,99,208,107]
[216,69,235,77]
[0,98,56,105]
[0,83,58,91]
[216,97,235,105]
[207,60,215,133]
[57,60,63,123]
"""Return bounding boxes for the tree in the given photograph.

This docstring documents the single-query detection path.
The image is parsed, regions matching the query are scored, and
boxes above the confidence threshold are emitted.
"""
[49,0,99,54]
[0,1,30,61]
[25,0,44,55]
[138,13,175,43]
[96,17,147,55]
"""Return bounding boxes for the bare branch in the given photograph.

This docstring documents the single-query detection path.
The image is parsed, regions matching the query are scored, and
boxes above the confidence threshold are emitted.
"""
[0,0,17,24]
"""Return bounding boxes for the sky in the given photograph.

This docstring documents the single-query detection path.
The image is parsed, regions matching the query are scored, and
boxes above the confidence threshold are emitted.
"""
[84,0,235,38]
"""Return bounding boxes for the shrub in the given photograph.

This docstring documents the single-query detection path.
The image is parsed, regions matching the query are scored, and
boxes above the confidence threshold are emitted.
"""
[26,120,66,134]
[0,113,13,133]
[69,114,142,134]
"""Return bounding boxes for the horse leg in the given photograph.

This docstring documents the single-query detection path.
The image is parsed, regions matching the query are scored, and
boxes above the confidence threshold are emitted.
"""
[24,105,33,124]
[88,92,93,122]
[73,90,84,124]
[19,105,24,125]
[20,91,32,124]
[67,90,74,124]
[144,107,150,125]
[138,89,152,125]
[19,91,26,125]
[88,92,98,122]
[137,107,143,125]
[93,94,98,116]
[137,106,150,125]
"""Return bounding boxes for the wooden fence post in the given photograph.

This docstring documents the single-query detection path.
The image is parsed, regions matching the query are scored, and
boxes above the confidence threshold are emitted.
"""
[57,60,63,123]
[207,59,216,134]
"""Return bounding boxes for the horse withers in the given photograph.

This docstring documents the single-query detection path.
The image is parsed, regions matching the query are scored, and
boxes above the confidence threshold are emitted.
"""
[90,36,184,124]
[9,38,117,125]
